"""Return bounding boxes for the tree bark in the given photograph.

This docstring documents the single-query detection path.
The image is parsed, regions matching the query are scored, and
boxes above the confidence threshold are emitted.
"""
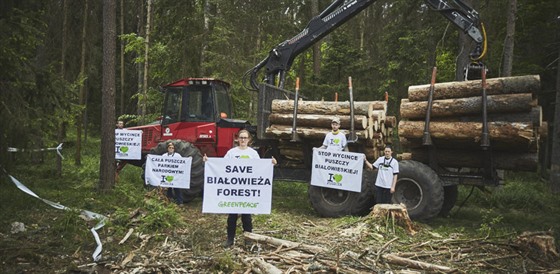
[272,100,386,116]
[269,113,368,129]
[99,0,117,192]
[119,0,125,116]
[76,0,89,166]
[427,106,542,127]
[266,124,368,140]
[550,37,560,193]
[407,75,540,101]
[398,121,536,151]
[400,93,535,119]
[141,0,152,125]
[502,0,517,77]
[311,0,321,77]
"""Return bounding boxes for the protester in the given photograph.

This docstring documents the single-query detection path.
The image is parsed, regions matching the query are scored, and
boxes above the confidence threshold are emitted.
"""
[116,120,125,129]
[203,129,276,247]
[364,146,399,204]
[163,142,183,205]
[319,116,347,151]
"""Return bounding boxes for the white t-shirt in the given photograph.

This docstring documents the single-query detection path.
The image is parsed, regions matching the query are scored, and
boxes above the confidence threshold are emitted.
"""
[372,156,399,188]
[322,131,347,151]
[163,152,182,158]
[224,146,260,159]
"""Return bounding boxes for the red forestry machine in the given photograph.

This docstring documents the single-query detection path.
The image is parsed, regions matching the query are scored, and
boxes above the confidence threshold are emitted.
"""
[121,0,489,219]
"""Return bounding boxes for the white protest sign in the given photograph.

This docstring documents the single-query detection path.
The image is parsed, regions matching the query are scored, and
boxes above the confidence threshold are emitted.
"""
[311,148,364,192]
[145,154,192,189]
[115,129,142,160]
[202,158,273,214]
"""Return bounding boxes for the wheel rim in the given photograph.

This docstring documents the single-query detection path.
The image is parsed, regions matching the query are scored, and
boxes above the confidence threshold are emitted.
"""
[320,188,350,206]
[393,178,423,210]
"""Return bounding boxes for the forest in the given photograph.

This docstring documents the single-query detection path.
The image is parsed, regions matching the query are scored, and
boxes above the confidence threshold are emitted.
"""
[1,0,560,272]
[1,0,559,166]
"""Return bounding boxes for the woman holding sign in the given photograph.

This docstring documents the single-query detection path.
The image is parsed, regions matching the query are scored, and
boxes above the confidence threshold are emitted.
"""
[203,129,277,248]
[364,146,399,204]
[164,142,184,205]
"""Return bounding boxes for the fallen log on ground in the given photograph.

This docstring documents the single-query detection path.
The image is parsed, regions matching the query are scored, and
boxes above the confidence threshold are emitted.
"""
[382,254,456,273]
[244,232,327,254]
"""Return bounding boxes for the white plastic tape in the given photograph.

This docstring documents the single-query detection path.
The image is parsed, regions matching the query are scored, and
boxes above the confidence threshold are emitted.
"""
[7,175,107,261]
[7,143,64,160]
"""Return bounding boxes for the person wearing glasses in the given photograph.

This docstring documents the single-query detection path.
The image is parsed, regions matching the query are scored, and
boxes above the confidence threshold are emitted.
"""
[319,116,347,151]
[203,129,277,247]
[364,146,399,204]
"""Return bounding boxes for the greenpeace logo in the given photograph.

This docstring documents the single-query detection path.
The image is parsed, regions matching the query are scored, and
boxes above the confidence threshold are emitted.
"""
[218,201,259,208]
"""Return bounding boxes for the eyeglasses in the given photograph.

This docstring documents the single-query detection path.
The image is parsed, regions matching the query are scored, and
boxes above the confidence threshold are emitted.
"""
[238,136,249,140]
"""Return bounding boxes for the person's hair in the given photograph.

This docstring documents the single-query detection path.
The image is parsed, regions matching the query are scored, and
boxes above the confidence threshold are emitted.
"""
[167,142,174,148]
[237,129,251,139]
[384,145,392,150]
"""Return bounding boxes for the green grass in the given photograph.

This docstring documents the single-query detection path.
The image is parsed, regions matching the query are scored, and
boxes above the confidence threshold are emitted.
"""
[2,135,560,272]
[429,172,560,241]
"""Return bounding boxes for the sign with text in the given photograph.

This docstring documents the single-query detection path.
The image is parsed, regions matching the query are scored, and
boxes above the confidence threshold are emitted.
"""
[145,155,192,189]
[311,148,364,192]
[115,129,142,160]
[202,158,273,214]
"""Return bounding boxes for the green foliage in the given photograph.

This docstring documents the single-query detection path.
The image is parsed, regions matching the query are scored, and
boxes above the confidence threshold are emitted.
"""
[211,252,239,272]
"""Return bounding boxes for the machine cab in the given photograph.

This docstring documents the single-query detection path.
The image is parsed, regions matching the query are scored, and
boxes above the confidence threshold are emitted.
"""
[162,78,232,125]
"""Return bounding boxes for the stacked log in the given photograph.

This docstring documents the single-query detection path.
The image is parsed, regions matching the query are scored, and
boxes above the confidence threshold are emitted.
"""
[266,99,393,163]
[398,75,541,171]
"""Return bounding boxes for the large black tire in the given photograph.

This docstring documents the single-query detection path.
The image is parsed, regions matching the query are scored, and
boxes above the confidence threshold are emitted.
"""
[392,160,443,220]
[439,185,458,217]
[308,169,376,217]
[145,140,204,201]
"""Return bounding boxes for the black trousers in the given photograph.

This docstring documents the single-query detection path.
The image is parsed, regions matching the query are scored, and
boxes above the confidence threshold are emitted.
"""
[375,186,392,204]
[227,214,252,240]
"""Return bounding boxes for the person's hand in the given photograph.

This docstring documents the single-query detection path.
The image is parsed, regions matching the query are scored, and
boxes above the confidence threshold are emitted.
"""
[363,154,367,162]
[271,156,277,165]
[203,154,208,162]
[390,187,395,194]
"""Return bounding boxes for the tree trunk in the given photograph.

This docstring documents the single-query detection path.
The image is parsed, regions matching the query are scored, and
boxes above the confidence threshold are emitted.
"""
[119,0,125,116]
[272,100,386,116]
[502,0,516,77]
[269,113,368,129]
[407,75,540,101]
[99,0,117,192]
[427,106,542,127]
[76,0,89,166]
[311,0,321,77]
[400,93,534,119]
[57,0,69,177]
[141,0,152,125]
[136,0,144,120]
[266,124,368,140]
[201,0,210,75]
[550,39,560,193]
[398,121,536,151]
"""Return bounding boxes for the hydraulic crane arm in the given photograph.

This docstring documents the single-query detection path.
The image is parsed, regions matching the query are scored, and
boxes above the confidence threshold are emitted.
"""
[245,0,487,90]
[246,0,377,90]
[424,0,483,44]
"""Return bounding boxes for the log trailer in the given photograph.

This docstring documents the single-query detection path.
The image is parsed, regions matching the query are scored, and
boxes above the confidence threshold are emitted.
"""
[122,0,531,220]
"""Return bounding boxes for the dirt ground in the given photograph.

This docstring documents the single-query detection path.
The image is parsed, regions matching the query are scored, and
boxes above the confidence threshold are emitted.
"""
[3,198,558,274]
